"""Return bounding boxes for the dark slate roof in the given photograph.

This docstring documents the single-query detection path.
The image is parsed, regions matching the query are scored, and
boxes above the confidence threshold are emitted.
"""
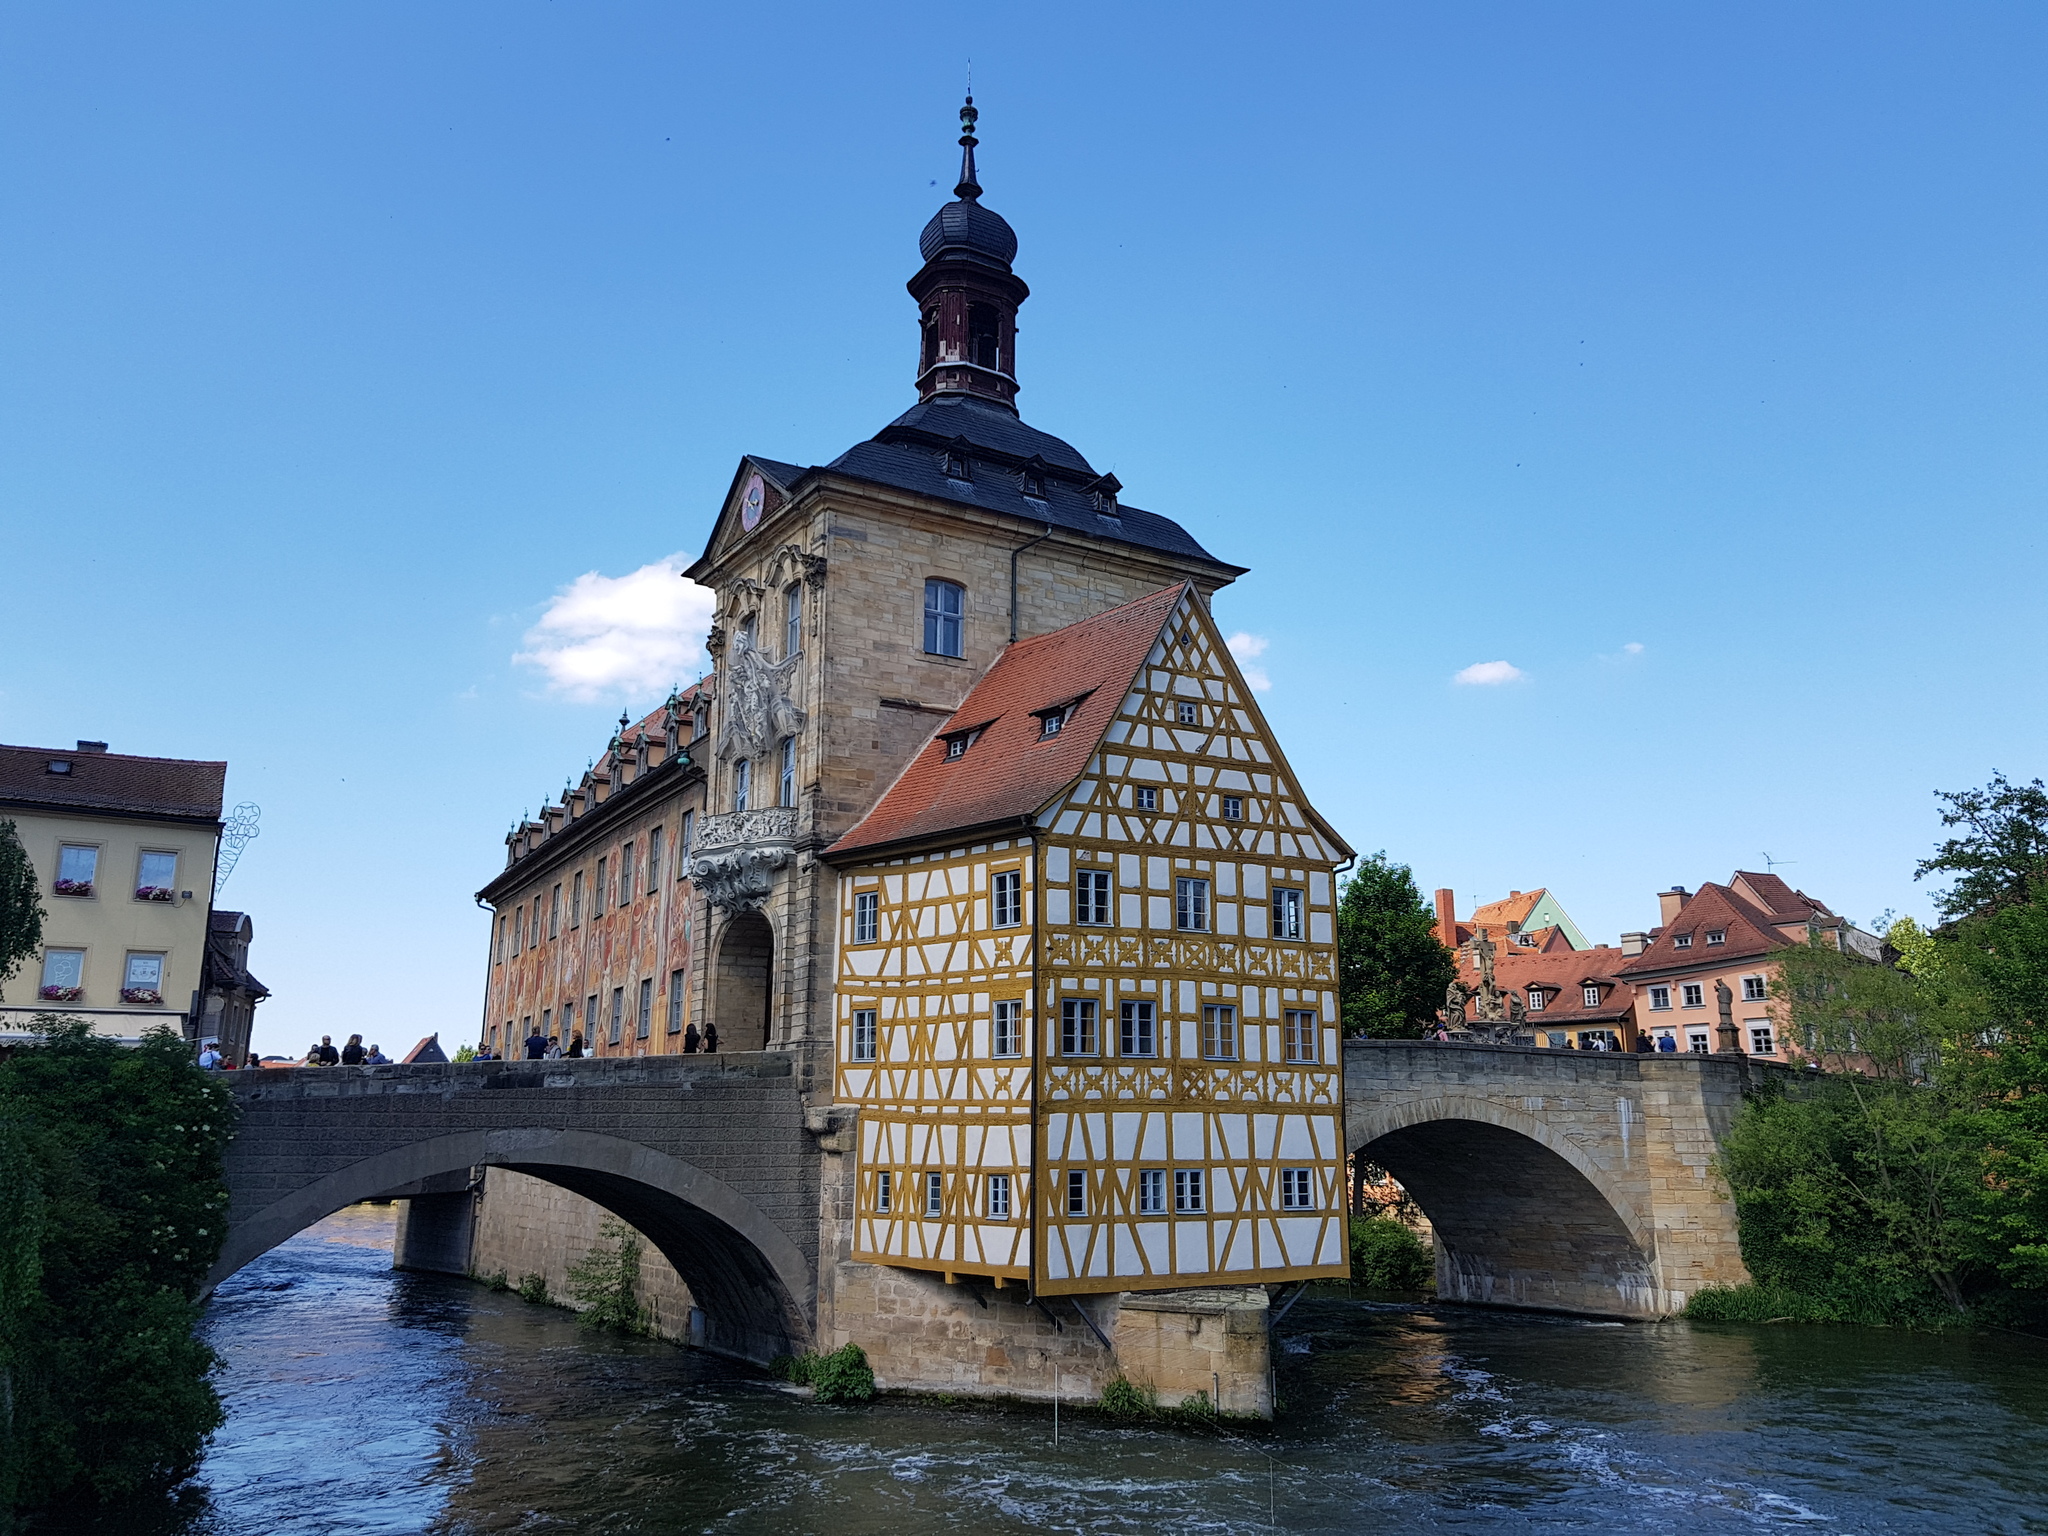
[0,743,225,821]
[816,395,1240,572]
[920,197,1018,265]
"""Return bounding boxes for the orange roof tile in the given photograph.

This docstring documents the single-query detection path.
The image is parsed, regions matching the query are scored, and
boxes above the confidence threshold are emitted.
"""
[1617,882,1792,976]
[827,584,1191,859]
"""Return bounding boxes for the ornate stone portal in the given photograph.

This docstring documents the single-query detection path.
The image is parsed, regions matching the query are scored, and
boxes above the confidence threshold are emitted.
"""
[689,809,797,914]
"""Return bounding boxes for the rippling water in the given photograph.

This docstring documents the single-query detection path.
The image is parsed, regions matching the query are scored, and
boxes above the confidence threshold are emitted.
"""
[129,1207,2048,1533]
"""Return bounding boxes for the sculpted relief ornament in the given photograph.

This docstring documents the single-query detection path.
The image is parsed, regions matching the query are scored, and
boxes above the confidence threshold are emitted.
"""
[689,623,809,912]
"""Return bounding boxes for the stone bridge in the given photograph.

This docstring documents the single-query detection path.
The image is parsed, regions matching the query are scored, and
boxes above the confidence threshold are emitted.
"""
[216,1052,826,1363]
[1346,1039,1764,1317]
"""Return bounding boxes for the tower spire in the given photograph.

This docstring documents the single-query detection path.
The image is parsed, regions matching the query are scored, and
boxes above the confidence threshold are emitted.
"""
[955,95,981,200]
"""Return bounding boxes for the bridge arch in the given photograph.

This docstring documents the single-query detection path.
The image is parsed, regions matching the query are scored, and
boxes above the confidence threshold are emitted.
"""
[1348,1092,1660,1318]
[211,1126,812,1362]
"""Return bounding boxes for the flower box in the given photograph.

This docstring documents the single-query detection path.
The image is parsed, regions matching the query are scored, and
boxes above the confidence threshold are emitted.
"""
[39,986,84,1002]
[121,988,164,1006]
[53,879,93,897]
[135,886,175,902]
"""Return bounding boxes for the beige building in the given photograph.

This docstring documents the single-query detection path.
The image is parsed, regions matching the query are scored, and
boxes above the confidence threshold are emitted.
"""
[1,740,226,1044]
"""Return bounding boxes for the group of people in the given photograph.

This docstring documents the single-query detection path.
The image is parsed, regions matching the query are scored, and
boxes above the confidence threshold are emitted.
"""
[470,1021,725,1060]
[195,1044,261,1070]
[1421,1022,1678,1052]
[299,1033,391,1066]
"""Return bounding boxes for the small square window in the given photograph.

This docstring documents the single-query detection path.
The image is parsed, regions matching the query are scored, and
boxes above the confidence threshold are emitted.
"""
[1272,887,1304,940]
[925,1172,944,1217]
[39,948,85,998]
[1176,701,1199,725]
[1682,983,1705,1008]
[1526,989,1546,1011]
[1280,1168,1314,1210]
[1137,1169,1166,1215]
[1749,1025,1775,1055]
[1649,986,1672,1011]
[55,845,97,897]
[1077,869,1112,926]
[1284,1009,1318,1062]
[135,851,178,901]
[1120,999,1156,1057]
[1201,1004,1237,1060]
[987,1173,1013,1220]
[1546,1031,1568,1048]
[1221,795,1243,820]
[946,735,968,759]
[1039,709,1066,738]
[1583,985,1601,1008]
[993,999,1022,1057]
[876,1170,893,1212]
[1706,930,1726,946]
[992,869,1022,927]
[1061,998,1099,1056]
[1065,1169,1087,1217]
[853,891,879,944]
[1688,1030,1710,1053]
[122,951,164,1004]
[1135,786,1158,811]
[1674,933,1693,950]
[1176,877,1210,932]
[851,1008,877,1062]
[1743,975,1767,1001]
[1174,1169,1205,1214]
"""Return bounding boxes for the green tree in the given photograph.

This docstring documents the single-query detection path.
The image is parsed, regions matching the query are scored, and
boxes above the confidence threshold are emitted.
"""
[1914,772,2048,920]
[0,1017,235,1515]
[0,819,44,987]
[1335,853,1456,1038]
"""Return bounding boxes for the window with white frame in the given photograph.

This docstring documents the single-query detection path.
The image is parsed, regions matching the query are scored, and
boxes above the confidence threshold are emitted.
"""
[993,998,1022,1057]
[1280,1168,1314,1210]
[992,869,1022,927]
[779,737,796,807]
[1688,1030,1710,1053]
[595,857,607,914]
[40,949,84,996]
[1526,988,1546,1011]
[876,1170,893,1212]
[1743,975,1768,1001]
[1272,886,1304,940]
[1674,933,1693,949]
[734,758,751,812]
[784,582,802,658]
[987,1173,1013,1220]
[1649,985,1672,1010]
[609,987,625,1045]
[134,850,177,901]
[1749,1025,1775,1055]
[1120,999,1156,1057]
[1138,1169,1166,1215]
[923,578,965,657]
[570,872,583,926]
[679,811,694,867]
[511,908,523,956]
[925,1172,944,1216]
[1682,983,1705,1008]
[637,978,653,1039]
[1221,795,1243,820]
[1285,1009,1318,1063]
[668,971,685,1034]
[1038,707,1067,738]
[1202,1004,1237,1060]
[1135,786,1158,811]
[55,845,97,897]
[647,827,662,891]
[619,843,634,904]
[1065,1169,1087,1216]
[1176,701,1199,725]
[1706,929,1726,946]
[120,951,163,1001]
[1061,997,1099,1056]
[1583,985,1601,1008]
[853,891,878,944]
[1076,869,1111,926]
[495,914,506,961]
[851,1008,877,1062]
[1174,1168,1205,1214]
[1176,877,1210,932]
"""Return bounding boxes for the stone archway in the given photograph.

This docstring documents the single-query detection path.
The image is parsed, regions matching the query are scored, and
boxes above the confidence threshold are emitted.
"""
[711,910,774,1051]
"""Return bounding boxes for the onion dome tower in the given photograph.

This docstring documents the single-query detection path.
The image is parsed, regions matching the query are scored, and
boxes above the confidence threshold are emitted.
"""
[909,97,1029,412]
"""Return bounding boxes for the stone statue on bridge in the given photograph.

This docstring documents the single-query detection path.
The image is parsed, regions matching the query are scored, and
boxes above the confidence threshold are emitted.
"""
[1715,977,1742,1053]
[1470,929,1507,1024]
[1440,977,1472,1034]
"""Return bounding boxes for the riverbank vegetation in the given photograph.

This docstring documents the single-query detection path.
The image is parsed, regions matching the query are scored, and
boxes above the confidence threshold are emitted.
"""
[564,1219,652,1333]
[1349,1215,1434,1290]
[771,1342,876,1403]
[0,1017,234,1521]
[1691,774,2048,1331]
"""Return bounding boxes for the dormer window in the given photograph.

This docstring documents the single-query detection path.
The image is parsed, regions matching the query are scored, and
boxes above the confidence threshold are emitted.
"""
[941,438,972,481]
[1706,929,1726,946]
[1673,933,1693,949]
[940,725,986,761]
[1526,989,1546,1011]
[1085,472,1123,517]
[1039,709,1066,739]
[1019,457,1048,499]
[1583,985,1601,1007]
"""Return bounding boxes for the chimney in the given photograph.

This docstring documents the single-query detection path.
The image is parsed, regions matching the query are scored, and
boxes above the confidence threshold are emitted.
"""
[76,740,108,753]
[1509,889,1521,898]
[1658,887,1690,926]
[1433,888,1457,948]
[1620,931,1649,957]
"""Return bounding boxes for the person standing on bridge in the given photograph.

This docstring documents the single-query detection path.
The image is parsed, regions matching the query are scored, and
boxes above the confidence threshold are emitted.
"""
[702,1022,719,1054]
[524,1024,549,1060]
[366,1043,391,1064]
[341,1034,366,1065]
[683,1022,701,1054]
[567,1032,585,1058]
[314,1035,340,1066]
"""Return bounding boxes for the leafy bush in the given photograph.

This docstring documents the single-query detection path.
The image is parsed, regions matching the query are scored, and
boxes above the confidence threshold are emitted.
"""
[516,1272,550,1305]
[0,1017,234,1515]
[1350,1215,1433,1290]
[773,1342,875,1403]
[564,1219,649,1333]
[1098,1375,1157,1418]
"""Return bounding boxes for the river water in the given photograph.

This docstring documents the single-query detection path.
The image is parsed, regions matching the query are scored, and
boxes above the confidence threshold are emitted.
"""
[133,1207,2048,1534]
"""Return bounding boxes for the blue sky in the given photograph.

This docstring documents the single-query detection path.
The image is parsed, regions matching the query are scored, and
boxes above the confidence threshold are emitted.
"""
[4,3,2044,1055]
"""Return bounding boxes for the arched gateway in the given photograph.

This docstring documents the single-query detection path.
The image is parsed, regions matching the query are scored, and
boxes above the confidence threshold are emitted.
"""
[215,1053,821,1363]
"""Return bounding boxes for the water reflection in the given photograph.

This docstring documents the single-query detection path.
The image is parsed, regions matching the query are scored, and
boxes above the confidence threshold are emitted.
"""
[118,1208,2048,1534]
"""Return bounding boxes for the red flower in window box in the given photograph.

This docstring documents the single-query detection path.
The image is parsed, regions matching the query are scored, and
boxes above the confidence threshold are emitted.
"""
[121,988,163,1006]
[39,985,84,1002]
[54,879,93,897]
[134,886,175,902]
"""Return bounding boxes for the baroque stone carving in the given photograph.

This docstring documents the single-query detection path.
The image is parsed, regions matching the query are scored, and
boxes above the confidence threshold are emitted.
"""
[767,542,828,590]
[716,632,807,764]
[1469,929,1506,1024]
[689,808,798,913]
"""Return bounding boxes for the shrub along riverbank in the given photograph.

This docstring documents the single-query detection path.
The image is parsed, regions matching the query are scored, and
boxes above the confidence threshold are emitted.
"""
[1687,776,2048,1332]
[0,1017,234,1522]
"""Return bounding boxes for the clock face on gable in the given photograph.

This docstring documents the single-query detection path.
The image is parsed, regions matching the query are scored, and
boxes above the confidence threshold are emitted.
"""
[740,473,765,531]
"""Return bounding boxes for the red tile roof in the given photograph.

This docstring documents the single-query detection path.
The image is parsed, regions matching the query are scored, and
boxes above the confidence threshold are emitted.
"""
[827,584,1191,859]
[1617,882,1792,975]
[1470,889,1545,932]
[0,743,226,822]
[1729,870,1835,924]
[1455,945,1636,1026]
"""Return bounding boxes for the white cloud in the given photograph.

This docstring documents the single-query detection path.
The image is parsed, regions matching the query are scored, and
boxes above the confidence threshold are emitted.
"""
[1453,659,1527,686]
[1624,641,1644,655]
[1226,631,1272,692]
[514,554,716,703]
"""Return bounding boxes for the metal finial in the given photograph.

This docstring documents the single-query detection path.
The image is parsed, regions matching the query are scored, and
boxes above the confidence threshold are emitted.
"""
[618,709,631,732]
[955,93,981,200]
